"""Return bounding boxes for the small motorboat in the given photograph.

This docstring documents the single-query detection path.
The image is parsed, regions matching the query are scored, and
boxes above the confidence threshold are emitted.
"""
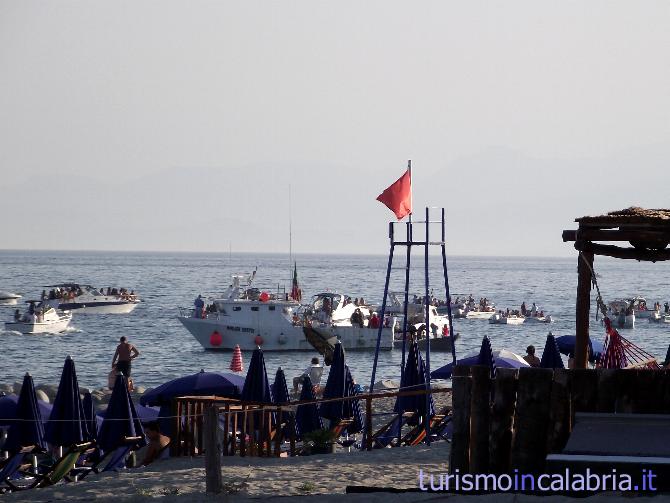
[524,314,553,324]
[489,313,525,325]
[5,301,72,334]
[0,292,21,305]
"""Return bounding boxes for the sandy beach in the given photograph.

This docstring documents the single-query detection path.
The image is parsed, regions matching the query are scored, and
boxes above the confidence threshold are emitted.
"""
[4,441,667,503]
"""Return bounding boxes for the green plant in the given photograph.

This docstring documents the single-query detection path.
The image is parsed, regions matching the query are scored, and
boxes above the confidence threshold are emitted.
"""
[297,481,317,493]
[302,428,337,447]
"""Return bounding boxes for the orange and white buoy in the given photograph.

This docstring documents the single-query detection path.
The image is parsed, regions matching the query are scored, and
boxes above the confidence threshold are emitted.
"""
[229,344,243,372]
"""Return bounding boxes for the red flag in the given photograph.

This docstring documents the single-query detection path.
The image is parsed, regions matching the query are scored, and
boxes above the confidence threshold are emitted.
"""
[376,169,412,220]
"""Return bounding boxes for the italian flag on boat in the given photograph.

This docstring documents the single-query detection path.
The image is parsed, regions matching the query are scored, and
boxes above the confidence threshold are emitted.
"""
[291,262,302,302]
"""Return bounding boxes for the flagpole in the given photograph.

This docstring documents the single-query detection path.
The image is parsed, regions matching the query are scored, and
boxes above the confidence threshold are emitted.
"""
[407,160,412,223]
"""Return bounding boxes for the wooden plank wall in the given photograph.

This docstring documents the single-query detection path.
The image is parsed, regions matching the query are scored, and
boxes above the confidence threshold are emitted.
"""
[450,365,670,474]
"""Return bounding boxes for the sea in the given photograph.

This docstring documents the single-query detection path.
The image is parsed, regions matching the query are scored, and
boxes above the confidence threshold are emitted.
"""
[1,250,669,393]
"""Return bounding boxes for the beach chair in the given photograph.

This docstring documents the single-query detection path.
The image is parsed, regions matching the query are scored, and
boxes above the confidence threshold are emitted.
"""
[4,442,93,491]
[75,436,144,479]
[400,407,452,446]
[0,446,39,494]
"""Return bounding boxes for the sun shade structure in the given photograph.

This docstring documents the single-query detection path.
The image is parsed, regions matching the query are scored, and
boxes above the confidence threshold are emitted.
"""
[4,373,46,453]
[45,356,91,446]
[540,333,565,369]
[140,370,244,407]
[295,375,323,438]
[563,207,670,368]
[98,374,146,453]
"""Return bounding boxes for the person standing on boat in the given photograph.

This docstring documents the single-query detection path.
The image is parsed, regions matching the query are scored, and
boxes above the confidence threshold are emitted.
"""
[194,295,205,318]
[112,336,140,377]
[520,302,527,316]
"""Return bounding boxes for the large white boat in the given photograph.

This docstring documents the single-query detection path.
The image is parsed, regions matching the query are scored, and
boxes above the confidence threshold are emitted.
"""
[177,274,310,351]
[43,284,140,314]
[0,292,21,305]
[5,302,72,334]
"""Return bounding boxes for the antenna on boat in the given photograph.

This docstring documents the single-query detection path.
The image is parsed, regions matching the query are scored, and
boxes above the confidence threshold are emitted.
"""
[289,184,294,284]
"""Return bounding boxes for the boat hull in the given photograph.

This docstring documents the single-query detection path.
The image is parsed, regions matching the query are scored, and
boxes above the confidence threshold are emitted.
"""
[177,315,313,351]
[5,314,72,334]
[49,300,139,314]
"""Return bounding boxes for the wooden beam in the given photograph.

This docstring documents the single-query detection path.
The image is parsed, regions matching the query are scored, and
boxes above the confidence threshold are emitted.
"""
[575,241,670,261]
[563,228,670,243]
[575,250,593,369]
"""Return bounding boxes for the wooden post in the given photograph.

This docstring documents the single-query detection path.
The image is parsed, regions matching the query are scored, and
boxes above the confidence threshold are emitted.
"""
[274,407,282,457]
[249,407,256,456]
[546,369,571,453]
[289,412,296,456]
[575,249,593,369]
[449,367,472,474]
[196,401,204,455]
[222,403,230,456]
[170,399,180,457]
[204,406,222,494]
[489,368,517,473]
[469,365,491,474]
[240,405,247,457]
[510,368,553,473]
[365,396,373,451]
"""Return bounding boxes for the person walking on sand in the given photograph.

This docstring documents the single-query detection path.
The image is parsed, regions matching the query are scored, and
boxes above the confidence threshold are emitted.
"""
[112,336,140,377]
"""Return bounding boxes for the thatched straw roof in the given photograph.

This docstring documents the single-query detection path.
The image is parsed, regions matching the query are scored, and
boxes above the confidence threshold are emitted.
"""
[576,207,670,226]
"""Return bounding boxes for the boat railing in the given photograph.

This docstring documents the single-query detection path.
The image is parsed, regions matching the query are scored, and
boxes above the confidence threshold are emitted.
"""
[178,307,223,320]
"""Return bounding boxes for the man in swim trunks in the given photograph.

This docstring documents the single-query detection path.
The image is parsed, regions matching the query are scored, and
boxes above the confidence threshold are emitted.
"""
[112,336,140,377]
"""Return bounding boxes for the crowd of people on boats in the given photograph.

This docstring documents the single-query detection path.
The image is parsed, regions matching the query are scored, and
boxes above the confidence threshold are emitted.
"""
[12,301,52,323]
[40,286,136,301]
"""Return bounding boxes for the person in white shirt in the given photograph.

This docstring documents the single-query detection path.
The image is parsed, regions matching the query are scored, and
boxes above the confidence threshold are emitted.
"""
[293,357,323,392]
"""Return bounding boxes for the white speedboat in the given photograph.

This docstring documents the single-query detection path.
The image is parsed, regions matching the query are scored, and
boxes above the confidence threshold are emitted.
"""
[523,314,553,324]
[5,302,72,334]
[465,309,496,320]
[0,292,21,305]
[43,284,140,314]
[178,274,311,351]
[489,313,525,325]
[609,297,654,320]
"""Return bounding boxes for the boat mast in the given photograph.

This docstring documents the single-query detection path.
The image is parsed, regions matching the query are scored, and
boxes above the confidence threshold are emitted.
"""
[288,184,293,281]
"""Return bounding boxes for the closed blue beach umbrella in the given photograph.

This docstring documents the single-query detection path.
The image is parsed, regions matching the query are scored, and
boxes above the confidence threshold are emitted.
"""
[320,342,346,422]
[241,348,273,404]
[395,339,434,422]
[98,374,146,453]
[540,333,565,369]
[82,392,99,441]
[45,356,91,446]
[272,367,297,440]
[478,336,496,378]
[295,375,323,438]
[4,373,46,453]
[140,370,244,407]
[320,342,362,433]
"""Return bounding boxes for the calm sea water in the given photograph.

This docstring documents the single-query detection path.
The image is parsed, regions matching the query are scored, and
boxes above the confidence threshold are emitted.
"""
[1,250,670,392]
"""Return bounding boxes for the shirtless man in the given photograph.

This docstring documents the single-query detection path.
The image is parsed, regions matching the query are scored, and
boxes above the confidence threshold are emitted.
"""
[141,422,170,466]
[112,336,140,377]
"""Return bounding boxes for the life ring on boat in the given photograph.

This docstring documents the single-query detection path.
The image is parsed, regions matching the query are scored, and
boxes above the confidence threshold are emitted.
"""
[254,335,264,346]
[210,331,222,347]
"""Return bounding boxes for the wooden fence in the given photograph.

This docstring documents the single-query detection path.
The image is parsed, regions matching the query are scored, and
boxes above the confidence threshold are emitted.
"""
[451,365,670,475]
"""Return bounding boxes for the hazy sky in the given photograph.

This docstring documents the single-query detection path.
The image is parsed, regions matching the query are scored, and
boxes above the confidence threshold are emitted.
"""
[1,1,668,256]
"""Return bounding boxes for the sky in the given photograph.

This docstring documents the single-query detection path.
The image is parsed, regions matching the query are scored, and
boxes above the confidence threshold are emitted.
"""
[1,1,668,256]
